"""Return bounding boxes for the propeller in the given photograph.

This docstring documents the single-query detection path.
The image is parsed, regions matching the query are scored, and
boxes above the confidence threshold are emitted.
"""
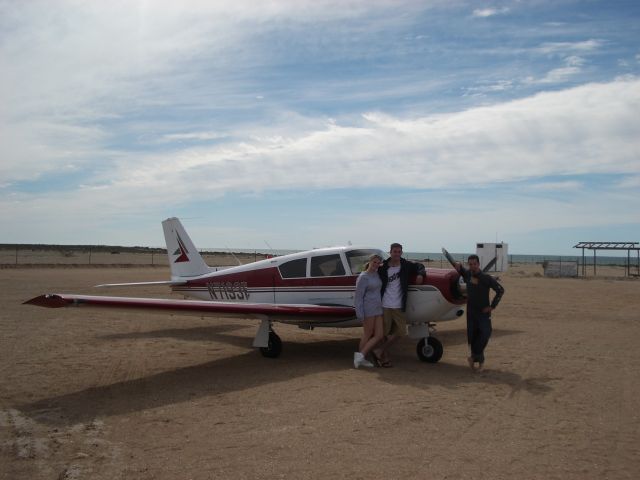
[441,247,458,269]
[441,248,497,273]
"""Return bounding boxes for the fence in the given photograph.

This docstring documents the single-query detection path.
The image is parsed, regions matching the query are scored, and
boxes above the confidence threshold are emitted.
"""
[0,246,270,267]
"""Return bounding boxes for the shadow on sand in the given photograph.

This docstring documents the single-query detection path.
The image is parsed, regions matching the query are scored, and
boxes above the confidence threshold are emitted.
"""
[18,325,552,427]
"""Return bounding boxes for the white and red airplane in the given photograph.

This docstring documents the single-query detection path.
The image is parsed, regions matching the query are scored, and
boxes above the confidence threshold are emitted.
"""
[25,218,468,363]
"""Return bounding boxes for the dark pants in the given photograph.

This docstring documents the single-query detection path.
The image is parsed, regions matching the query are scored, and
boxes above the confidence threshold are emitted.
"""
[467,311,492,363]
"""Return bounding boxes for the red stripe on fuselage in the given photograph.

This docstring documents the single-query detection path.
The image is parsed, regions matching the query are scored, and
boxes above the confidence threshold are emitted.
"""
[182,265,463,304]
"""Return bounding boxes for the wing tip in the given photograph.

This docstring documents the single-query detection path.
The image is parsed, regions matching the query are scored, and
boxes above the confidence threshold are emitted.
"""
[23,294,66,308]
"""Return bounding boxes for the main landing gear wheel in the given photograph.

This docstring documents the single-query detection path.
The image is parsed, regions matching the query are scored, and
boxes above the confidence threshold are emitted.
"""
[260,331,282,358]
[416,337,443,363]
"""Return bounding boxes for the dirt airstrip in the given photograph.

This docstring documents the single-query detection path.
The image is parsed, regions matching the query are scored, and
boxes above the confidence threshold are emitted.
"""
[1,259,639,479]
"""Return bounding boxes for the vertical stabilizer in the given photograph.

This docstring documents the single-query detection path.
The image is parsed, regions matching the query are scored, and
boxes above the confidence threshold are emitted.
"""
[162,218,211,279]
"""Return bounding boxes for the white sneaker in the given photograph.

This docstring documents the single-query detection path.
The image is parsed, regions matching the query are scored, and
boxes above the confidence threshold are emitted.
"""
[354,352,364,368]
[354,352,374,368]
[360,358,375,368]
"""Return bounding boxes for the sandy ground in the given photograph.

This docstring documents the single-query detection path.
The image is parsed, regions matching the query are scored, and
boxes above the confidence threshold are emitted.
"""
[1,260,639,479]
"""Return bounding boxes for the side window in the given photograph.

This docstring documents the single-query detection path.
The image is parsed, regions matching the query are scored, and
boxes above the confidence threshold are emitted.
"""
[346,249,385,274]
[278,258,307,278]
[310,254,346,277]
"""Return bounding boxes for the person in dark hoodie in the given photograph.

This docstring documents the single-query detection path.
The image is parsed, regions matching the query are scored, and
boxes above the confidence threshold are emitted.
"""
[373,243,425,367]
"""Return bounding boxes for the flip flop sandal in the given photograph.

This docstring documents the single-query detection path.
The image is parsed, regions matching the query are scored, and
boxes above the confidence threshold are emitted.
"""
[370,351,383,368]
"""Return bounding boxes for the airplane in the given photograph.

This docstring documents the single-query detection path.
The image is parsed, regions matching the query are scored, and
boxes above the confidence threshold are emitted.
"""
[24,217,469,363]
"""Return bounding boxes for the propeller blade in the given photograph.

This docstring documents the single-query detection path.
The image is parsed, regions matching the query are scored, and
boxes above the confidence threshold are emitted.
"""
[441,248,458,268]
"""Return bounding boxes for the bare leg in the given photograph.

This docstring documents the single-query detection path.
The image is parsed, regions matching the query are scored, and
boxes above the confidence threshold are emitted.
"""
[359,316,376,352]
[380,334,399,362]
[354,316,379,368]
[360,316,384,357]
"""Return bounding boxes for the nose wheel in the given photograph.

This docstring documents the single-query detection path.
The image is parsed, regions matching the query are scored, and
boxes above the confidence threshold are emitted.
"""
[416,337,443,363]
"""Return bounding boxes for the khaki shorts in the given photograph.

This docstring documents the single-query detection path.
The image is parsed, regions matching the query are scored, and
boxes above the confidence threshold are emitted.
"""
[383,308,407,336]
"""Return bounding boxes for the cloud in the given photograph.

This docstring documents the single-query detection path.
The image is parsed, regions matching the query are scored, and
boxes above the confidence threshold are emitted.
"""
[472,7,509,18]
[525,181,583,192]
[536,39,603,55]
[616,175,640,189]
[524,55,586,84]
[523,40,603,85]
[160,132,230,143]
[191,77,639,193]
[5,78,639,213]
[464,80,514,96]
[0,0,430,183]
[2,1,639,248]
[310,185,640,254]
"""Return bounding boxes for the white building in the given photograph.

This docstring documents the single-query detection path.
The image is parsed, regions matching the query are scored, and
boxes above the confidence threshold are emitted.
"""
[475,242,508,272]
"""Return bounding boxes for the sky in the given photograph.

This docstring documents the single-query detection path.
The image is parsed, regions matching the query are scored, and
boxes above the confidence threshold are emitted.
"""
[1,0,639,255]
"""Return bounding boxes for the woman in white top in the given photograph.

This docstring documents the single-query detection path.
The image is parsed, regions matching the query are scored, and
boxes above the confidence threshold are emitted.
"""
[353,254,385,368]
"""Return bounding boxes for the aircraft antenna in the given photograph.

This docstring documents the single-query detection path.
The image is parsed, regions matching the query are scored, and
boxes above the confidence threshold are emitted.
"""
[225,246,242,266]
[264,240,276,254]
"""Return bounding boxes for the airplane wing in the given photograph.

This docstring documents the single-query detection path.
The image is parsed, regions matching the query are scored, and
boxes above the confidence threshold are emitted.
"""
[24,294,356,323]
[94,281,186,288]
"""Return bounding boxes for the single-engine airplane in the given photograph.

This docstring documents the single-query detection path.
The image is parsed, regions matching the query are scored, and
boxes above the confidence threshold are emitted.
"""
[25,218,470,363]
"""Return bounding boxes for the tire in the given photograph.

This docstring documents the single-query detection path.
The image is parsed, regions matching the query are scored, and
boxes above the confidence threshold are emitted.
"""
[416,337,443,363]
[260,331,282,358]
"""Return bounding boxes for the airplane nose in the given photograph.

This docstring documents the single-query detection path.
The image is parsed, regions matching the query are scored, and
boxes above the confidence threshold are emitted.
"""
[456,277,467,298]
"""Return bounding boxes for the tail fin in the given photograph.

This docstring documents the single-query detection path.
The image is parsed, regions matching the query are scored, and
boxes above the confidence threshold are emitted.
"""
[162,217,211,279]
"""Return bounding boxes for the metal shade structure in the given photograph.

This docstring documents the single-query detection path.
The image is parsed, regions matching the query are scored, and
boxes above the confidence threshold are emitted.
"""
[573,242,640,276]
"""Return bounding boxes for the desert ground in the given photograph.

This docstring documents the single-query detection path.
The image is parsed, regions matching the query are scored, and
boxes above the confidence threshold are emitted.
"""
[1,252,639,479]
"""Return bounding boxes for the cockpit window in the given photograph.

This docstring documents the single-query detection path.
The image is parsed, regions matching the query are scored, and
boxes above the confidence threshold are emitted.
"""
[310,254,346,277]
[345,249,386,274]
[278,258,307,278]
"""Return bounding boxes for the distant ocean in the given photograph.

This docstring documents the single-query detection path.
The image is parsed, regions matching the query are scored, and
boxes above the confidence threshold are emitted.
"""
[202,248,638,267]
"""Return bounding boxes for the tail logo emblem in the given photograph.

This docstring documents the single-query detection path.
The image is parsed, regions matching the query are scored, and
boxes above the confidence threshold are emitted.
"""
[173,233,190,263]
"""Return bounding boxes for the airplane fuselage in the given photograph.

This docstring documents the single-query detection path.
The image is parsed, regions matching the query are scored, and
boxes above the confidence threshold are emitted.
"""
[171,246,465,327]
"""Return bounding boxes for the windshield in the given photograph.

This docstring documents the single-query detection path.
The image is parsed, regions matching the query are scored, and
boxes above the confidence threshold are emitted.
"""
[345,248,385,275]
